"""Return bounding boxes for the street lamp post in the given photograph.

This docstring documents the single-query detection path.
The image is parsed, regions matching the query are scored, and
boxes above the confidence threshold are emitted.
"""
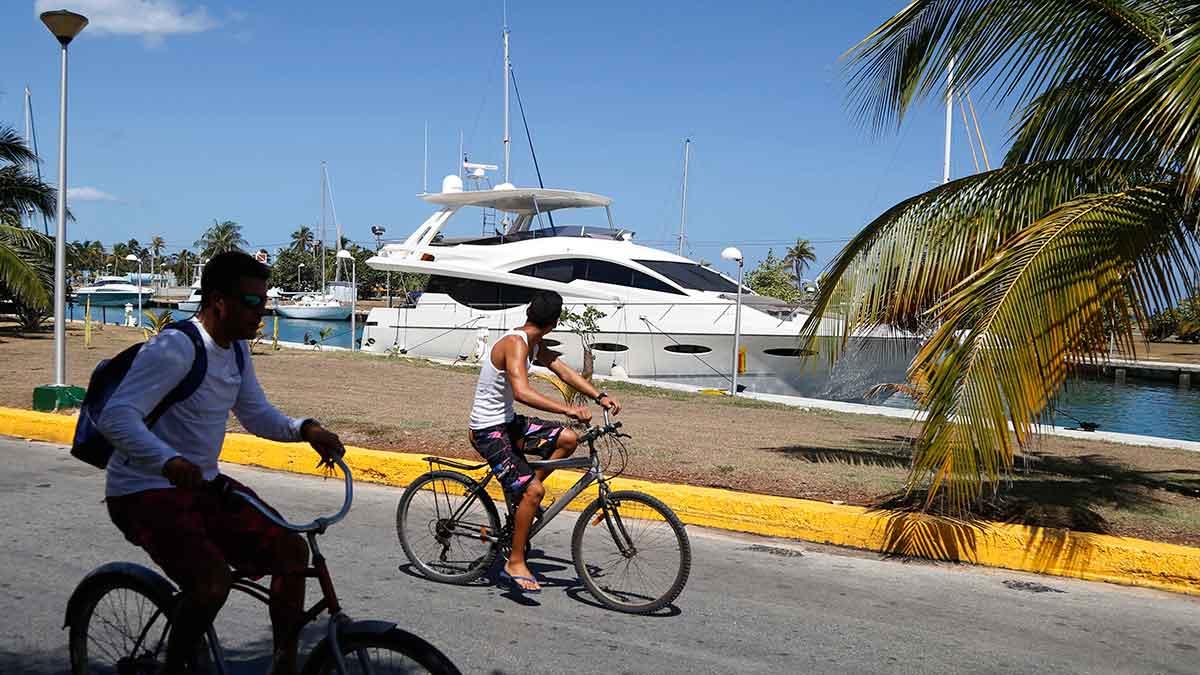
[125,254,142,328]
[721,246,745,396]
[337,250,356,351]
[297,262,305,290]
[33,9,87,412]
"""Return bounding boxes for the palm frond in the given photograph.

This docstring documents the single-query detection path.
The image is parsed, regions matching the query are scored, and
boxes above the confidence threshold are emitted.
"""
[0,166,59,224]
[909,185,1195,511]
[798,159,1166,361]
[844,0,1182,134]
[0,126,38,167]
[1004,76,1122,165]
[1083,18,1200,201]
[0,223,52,308]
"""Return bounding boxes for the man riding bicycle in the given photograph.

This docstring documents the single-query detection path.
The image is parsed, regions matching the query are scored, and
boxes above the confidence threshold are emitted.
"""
[468,290,620,593]
[98,251,346,674]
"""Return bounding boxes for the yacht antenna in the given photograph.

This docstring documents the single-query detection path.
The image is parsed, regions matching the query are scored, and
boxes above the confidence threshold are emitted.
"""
[423,121,429,193]
[458,130,464,181]
[943,57,954,184]
[503,0,511,184]
[678,138,690,256]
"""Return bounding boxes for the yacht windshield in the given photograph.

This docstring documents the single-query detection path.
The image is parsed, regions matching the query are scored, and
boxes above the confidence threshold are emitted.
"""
[634,260,740,293]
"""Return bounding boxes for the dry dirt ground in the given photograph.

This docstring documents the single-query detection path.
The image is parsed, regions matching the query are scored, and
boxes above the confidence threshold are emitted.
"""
[2,321,1197,546]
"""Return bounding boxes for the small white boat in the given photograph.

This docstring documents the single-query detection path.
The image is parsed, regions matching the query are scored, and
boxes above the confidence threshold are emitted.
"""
[176,286,202,313]
[73,276,155,307]
[274,293,352,320]
[176,262,204,312]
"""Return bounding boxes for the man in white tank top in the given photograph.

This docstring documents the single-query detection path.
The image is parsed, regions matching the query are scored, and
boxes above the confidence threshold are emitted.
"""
[469,291,620,593]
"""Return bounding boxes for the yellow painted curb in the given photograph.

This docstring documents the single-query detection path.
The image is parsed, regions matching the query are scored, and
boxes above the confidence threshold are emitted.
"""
[3,407,1198,596]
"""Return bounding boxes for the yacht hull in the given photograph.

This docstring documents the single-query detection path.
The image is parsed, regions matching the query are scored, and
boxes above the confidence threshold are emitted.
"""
[72,291,154,307]
[361,305,914,400]
[275,304,352,320]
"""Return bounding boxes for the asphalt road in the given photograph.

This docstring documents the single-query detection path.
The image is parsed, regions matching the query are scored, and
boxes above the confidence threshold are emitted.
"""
[1,437,1197,674]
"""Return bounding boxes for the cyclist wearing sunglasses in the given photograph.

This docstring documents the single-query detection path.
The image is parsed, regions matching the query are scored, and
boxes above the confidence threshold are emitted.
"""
[98,250,345,674]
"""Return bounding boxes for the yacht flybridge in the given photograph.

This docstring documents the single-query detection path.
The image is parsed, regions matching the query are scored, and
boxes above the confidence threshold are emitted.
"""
[361,177,901,396]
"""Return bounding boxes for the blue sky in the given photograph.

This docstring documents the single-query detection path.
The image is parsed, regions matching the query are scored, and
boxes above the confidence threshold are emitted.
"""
[5,1,1013,280]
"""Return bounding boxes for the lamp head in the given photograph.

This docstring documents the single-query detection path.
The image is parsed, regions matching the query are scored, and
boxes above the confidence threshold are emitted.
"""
[336,249,353,260]
[40,10,88,46]
[124,254,139,262]
[720,247,743,264]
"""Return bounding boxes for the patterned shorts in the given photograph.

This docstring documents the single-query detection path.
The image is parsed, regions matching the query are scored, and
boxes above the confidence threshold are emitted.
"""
[470,415,565,497]
[106,475,297,589]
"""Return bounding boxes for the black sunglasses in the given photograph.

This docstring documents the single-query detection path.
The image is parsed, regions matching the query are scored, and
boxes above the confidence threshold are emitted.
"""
[235,293,267,308]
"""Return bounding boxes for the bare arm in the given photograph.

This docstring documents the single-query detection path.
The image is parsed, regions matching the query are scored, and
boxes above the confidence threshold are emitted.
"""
[505,338,589,421]
[541,348,621,415]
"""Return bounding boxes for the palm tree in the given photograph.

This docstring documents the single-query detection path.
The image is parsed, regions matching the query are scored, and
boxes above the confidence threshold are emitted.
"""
[0,125,56,310]
[290,225,314,254]
[195,219,247,258]
[173,248,196,285]
[782,238,817,287]
[801,1,1200,512]
[148,235,165,287]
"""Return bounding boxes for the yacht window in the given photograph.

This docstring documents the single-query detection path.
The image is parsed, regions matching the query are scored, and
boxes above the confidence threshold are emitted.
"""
[591,342,629,353]
[425,275,535,310]
[634,260,741,293]
[512,259,684,295]
[664,344,712,354]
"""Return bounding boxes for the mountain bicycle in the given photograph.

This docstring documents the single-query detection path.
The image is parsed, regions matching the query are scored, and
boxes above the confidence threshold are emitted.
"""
[395,411,691,614]
[65,456,461,674]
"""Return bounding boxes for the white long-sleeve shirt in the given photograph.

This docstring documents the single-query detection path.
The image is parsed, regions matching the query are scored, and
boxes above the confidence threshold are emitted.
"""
[99,317,306,497]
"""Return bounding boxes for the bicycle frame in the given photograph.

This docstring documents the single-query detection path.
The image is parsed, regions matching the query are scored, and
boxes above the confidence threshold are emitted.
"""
[431,415,637,553]
[202,529,347,675]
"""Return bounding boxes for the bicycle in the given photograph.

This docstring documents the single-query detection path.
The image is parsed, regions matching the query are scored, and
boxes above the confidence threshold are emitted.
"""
[395,411,692,614]
[65,456,461,674]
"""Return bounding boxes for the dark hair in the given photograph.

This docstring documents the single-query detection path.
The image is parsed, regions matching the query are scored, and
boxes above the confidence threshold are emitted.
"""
[526,290,563,328]
[200,250,269,307]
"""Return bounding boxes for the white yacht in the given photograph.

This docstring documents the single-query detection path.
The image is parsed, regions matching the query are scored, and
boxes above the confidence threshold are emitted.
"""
[72,276,155,307]
[362,179,910,398]
[274,293,352,320]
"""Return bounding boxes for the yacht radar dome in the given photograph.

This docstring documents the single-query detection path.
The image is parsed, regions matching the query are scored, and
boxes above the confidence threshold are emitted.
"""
[441,174,464,193]
[493,182,515,191]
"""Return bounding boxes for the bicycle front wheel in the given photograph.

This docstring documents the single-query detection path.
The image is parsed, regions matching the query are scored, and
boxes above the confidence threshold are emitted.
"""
[67,572,217,674]
[396,470,501,584]
[301,627,461,675]
[572,490,692,614]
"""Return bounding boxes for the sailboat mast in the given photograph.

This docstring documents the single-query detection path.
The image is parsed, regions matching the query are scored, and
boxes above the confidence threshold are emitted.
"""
[502,2,511,184]
[943,58,954,184]
[678,138,690,256]
[320,161,327,292]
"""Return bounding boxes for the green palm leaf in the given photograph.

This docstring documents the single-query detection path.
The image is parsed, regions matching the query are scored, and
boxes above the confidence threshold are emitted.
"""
[844,0,1180,134]
[797,159,1166,360]
[0,223,52,308]
[0,126,38,167]
[910,185,1195,511]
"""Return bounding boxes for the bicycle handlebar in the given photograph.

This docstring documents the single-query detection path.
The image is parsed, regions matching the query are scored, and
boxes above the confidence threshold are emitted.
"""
[215,455,354,534]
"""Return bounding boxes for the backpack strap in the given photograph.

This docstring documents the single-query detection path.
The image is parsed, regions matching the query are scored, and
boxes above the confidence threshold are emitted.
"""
[145,320,208,428]
[232,339,246,375]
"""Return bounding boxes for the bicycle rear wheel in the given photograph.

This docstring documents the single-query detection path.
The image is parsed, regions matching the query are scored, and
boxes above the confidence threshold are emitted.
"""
[301,627,461,675]
[396,470,501,584]
[572,490,692,614]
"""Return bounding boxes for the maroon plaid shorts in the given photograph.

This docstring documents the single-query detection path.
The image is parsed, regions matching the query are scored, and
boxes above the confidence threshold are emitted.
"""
[106,476,294,589]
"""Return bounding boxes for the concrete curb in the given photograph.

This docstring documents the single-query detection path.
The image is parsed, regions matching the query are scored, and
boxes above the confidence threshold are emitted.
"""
[3,407,1198,597]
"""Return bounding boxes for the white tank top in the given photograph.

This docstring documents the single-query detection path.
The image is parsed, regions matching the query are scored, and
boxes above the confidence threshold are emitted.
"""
[469,330,538,430]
